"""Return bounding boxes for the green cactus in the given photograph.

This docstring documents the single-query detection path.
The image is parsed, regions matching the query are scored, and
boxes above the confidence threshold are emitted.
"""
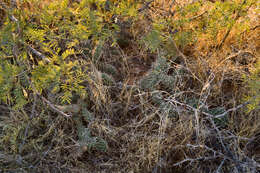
[101,72,115,86]
[101,63,118,76]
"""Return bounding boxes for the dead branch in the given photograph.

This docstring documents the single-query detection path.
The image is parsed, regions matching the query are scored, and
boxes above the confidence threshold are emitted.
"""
[173,156,220,167]
[172,144,225,167]
[216,50,254,68]
[26,45,51,63]
[40,95,72,117]
[172,144,260,170]
[214,96,258,118]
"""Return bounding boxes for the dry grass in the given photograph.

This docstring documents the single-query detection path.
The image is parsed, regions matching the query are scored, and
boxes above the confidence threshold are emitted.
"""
[0,0,259,172]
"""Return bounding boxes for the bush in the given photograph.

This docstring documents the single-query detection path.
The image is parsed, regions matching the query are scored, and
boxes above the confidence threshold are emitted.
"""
[0,0,259,172]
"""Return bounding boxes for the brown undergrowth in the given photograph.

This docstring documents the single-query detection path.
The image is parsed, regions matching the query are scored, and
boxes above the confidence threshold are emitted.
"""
[0,0,259,172]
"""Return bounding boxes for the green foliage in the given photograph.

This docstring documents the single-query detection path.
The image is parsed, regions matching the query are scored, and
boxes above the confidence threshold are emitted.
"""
[141,58,178,117]
[0,0,118,160]
[244,59,260,112]
[75,107,107,152]
[82,107,94,122]
[0,0,116,107]
[186,98,228,126]
[101,63,118,76]
[139,71,161,90]
[142,27,162,53]
[0,62,20,104]
[147,0,257,52]
[151,92,177,118]
[77,126,107,152]
[140,57,173,90]
[207,107,228,127]
[1,122,24,153]
[101,72,115,86]
[160,74,176,89]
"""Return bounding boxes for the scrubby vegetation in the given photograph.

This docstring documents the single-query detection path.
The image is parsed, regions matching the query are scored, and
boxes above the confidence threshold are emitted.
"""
[0,0,259,172]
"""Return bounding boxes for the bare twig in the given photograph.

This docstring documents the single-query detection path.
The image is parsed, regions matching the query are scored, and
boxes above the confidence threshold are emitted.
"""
[138,0,155,13]
[26,45,51,63]
[40,95,72,117]
[172,143,260,170]
[166,95,257,119]
[173,156,220,166]
[214,97,257,118]
[169,96,259,171]
[166,97,213,117]
[9,15,18,22]
[194,71,215,142]
[172,144,225,167]
[189,11,207,20]
[29,76,38,119]
[216,158,226,173]
[206,108,231,169]
[216,50,253,68]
